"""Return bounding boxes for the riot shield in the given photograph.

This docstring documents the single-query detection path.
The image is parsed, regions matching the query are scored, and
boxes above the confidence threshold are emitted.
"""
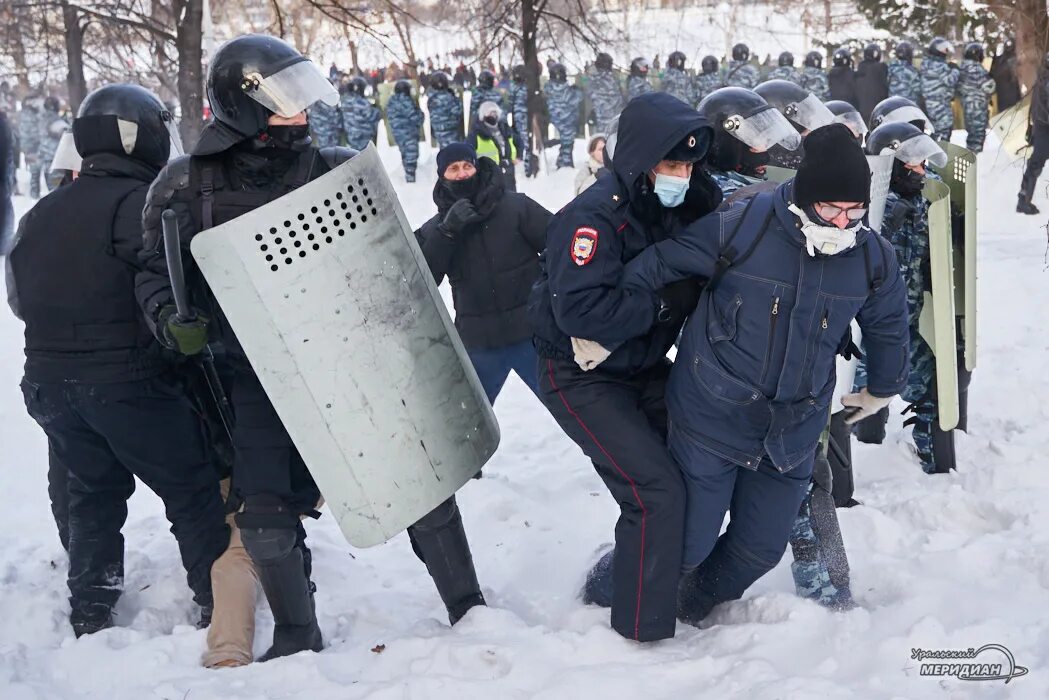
[764,165,794,183]
[937,141,977,371]
[917,178,959,431]
[190,145,500,547]
[989,93,1030,160]
[377,80,424,147]
[866,154,894,233]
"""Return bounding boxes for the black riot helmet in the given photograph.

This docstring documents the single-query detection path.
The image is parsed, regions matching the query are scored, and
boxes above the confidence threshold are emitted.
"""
[595,52,614,71]
[668,51,687,70]
[895,40,914,62]
[865,121,947,168]
[778,52,794,67]
[206,34,337,141]
[804,51,823,69]
[512,64,527,83]
[732,43,750,62]
[754,79,834,132]
[964,42,984,62]
[478,69,496,88]
[832,48,852,68]
[698,87,801,152]
[701,55,719,75]
[630,57,650,77]
[550,63,567,82]
[927,37,953,59]
[43,96,60,112]
[863,43,882,62]
[394,79,412,96]
[824,100,867,140]
[72,83,181,168]
[431,71,450,90]
[869,95,931,131]
[348,76,368,95]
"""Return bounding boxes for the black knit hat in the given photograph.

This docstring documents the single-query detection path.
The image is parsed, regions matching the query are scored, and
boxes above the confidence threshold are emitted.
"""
[437,142,477,178]
[793,123,871,207]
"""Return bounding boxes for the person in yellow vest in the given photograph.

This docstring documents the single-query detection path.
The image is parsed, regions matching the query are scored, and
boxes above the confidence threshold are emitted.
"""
[469,100,522,191]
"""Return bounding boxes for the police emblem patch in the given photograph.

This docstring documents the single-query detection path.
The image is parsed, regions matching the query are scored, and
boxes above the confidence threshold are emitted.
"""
[571,227,599,266]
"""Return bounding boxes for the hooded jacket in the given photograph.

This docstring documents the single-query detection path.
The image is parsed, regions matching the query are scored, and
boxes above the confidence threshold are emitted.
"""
[528,92,722,375]
[415,157,551,349]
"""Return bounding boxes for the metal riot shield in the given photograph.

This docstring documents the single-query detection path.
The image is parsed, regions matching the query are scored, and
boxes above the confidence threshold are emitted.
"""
[917,178,959,431]
[937,141,977,371]
[866,154,894,233]
[989,93,1031,160]
[190,145,500,547]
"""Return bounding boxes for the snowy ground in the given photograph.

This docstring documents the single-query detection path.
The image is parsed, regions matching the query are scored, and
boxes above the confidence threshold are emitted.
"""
[2,133,1048,700]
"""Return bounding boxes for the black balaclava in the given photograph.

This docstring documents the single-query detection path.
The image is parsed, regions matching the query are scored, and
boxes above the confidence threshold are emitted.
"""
[890,159,925,198]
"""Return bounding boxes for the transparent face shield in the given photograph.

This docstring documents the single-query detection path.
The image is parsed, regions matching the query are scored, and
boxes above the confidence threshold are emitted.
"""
[879,133,948,168]
[834,110,868,139]
[722,106,802,151]
[781,93,835,131]
[877,105,931,131]
[161,110,184,157]
[242,58,339,118]
[49,131,82,173]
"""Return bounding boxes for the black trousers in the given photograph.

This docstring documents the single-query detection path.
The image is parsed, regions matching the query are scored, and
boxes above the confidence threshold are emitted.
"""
[538,356,685,642]
[47,442,71,551]
[1020,124,1049,202]
[21,376,228,625]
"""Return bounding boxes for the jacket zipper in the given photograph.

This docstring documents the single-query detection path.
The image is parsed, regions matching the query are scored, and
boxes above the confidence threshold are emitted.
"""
[759,296,780,385]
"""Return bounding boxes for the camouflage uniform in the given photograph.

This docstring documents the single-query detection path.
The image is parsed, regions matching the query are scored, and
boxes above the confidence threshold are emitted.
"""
[957,59,996,153]
[509,81,533,175]
[887,60,921,103]
[340,93,381,151]
[919,55,959,141]
[37,107,68,192]
[660,67,694,106]
[627,75,653,101]
[309,100,342,149]
[724,60,760,89]
[586,67,625,134]
[694,72,723,104]
[385,92,425,181]
[18,103,42,198]
[765,66,802,86]
[544,79,582,168]
[799,66,829,100]
[427,88,464,149]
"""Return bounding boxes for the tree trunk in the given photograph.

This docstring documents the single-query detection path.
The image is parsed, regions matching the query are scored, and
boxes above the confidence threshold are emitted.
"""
[175,0,205,148]
[349,39,360,74]
[521,0,541,155]
[991,0,1047,91]
[62,1,88,112]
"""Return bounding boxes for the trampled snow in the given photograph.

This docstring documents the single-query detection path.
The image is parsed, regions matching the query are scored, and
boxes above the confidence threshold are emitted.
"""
[1,132,1048,700]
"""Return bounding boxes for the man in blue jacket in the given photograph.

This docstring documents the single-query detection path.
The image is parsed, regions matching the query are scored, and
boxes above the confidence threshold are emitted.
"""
[529,92,723,642]
[616,123,909,624]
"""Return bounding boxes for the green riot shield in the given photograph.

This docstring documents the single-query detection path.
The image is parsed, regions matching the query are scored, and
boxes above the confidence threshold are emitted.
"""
[764,166,794,183]
[918,178,959,431]
[989,93,1030,160]
[377,81,425,147]
[937,141,977,371]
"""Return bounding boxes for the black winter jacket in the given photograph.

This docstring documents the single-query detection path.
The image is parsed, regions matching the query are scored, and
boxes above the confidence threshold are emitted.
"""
[854,59,889,122]
[415,157,551,349]
[828,66,859,106]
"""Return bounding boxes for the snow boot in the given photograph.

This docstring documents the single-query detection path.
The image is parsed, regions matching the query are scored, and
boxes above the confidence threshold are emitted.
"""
[408,498,486,625]
[1017,194,1040,215]
[405,171,416,183]
[580,547,614,608]
[72,612,114,638]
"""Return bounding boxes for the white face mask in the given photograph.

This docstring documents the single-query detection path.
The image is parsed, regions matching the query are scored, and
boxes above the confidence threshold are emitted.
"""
[788,203,860,257]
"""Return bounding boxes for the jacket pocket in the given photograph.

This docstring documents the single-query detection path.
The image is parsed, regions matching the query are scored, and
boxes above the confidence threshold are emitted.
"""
[692,353,762,406]
[707,293,742,343]
[758,291,782,385]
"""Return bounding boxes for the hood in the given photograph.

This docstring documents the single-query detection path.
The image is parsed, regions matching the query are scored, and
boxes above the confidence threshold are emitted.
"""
[608,92,712,191]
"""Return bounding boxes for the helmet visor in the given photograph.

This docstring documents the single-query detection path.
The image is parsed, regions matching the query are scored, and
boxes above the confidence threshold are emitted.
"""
[162,111,184,157]
[883,133,948,168]
[879,105,930,130]
[723,106,802,151]
[49,131,82,173]
[243,59,339,118]
[783,93,835,131]
[834,110,868,139]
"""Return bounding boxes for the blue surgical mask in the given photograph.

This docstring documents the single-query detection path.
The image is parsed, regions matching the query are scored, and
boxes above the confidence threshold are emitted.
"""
[652,173,689,208]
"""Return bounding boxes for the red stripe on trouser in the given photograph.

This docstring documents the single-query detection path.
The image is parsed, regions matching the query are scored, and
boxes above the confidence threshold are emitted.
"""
[546,358,647,640]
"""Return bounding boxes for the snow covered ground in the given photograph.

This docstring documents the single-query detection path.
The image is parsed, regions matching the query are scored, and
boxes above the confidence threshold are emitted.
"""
[2,132,1048,700]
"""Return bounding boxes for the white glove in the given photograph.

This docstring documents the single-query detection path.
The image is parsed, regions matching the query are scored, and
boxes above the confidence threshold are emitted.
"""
[571,337,612,372]
[840,388,894,424]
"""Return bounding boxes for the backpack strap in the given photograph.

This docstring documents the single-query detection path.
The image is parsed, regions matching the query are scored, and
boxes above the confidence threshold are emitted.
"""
[706,194,774,293]
[200,165,215,230]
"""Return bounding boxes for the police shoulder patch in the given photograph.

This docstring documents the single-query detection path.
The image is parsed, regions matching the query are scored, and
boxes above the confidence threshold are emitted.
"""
[571,226,599,266]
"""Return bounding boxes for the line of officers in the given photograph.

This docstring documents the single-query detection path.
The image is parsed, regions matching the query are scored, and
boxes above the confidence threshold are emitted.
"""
[2,31,970,662]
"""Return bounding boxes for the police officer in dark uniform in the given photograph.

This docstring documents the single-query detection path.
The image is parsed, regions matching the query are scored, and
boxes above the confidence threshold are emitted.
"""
[528,92,722,642]
[1018,52,1049,215]
[135,34,486,661]
[6,84,229,638]
[828,48,859,106]
[855,43,889,123]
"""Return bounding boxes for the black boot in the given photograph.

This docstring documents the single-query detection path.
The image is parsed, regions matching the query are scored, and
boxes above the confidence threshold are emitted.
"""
[1017,194,1040,214]
[853,406,889,444]
[408,497,486,625]
[239,499,323,661]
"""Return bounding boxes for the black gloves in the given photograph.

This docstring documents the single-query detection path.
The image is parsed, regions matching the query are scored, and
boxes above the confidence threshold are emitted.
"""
[439,199,483,238]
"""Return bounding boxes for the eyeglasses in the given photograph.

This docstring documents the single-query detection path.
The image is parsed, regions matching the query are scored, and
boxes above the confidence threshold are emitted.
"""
[815,203,867,221]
